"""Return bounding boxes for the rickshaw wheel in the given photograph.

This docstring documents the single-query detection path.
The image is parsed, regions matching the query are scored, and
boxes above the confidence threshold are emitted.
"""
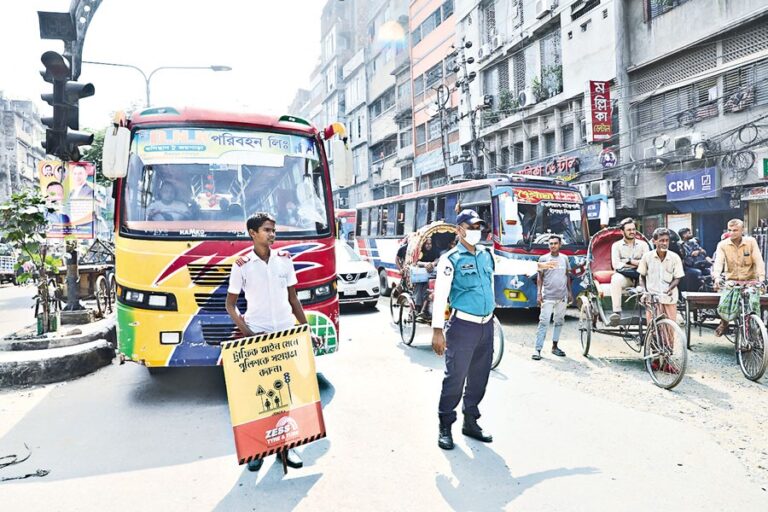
[389,289,402,325]
[737,313,768,382]
[108,273,117,311]
[491,317,504,370]
[95,275,109,317]
[399,296,417,346]
[644,318,687,390]
[578,298,592,357]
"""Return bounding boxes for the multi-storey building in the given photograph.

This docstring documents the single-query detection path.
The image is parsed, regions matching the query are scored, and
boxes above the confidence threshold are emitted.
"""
[367,0,409,201]
[456,0,622,230]
[343,48,370,207]
[410,0,459,190]
[625,0,768,254]
[0,94,45,203]
[393,12,416,195]
[286,88,311,121]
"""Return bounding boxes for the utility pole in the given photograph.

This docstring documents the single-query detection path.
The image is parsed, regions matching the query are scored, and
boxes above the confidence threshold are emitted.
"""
[456,38,479,176]
[434,84,452,174]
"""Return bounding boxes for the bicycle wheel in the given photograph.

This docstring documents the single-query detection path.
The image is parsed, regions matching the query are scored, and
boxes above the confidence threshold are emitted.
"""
[95,275,109,317]
[685,299,692,349]
[578,298,592,356]
[491,317,504,370]
[644,318,687,390]
[737,313,768,382]
[399,297,417,346]
[389,290,401,325]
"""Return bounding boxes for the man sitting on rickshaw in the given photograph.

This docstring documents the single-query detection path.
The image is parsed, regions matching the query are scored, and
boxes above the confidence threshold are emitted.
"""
[609,218,651,326]
[712,219,766,336]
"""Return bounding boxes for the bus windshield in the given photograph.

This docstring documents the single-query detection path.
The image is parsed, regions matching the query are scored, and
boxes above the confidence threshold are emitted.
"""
[120,127,330,239]
[498,186,587,247]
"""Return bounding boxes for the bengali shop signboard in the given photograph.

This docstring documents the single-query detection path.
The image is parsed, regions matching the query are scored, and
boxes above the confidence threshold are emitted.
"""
[585,81,612,142]
[517,156,580,181]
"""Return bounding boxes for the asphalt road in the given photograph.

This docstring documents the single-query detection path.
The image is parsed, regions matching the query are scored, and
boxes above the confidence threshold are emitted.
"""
[0,297,766,511]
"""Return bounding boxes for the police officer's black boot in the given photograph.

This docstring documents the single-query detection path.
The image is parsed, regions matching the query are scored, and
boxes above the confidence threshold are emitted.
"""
[462,416,493,443]
[438,425,454,450]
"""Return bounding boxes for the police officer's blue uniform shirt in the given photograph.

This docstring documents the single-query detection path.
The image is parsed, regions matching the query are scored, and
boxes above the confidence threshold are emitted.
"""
[432,244,540,329]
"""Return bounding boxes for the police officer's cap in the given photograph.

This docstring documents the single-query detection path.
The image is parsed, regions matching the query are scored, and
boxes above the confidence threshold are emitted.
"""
[456,209,485,226]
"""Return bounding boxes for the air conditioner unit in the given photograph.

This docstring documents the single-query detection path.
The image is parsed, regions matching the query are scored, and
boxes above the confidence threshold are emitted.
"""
[518,87,537,108]
[598,180,612,197]
[478,43,490,61]
[535,0,552,19]
[491,34,502,49]
[576,183,589,197]
[674,132,705,156]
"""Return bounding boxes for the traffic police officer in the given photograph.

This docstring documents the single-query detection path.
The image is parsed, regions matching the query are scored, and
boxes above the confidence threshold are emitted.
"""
[431,209,545,450]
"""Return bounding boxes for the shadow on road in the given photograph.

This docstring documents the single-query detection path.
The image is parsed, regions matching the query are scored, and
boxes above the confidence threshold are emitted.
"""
[436,442,598,511]
[0,362,337,483]
[212,438,331,511]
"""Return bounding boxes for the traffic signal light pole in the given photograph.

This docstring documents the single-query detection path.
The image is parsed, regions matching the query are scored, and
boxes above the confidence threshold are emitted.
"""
[39,3,101,313]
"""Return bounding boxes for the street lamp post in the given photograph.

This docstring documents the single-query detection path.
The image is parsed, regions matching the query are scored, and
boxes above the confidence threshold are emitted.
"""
[82,61,232,107]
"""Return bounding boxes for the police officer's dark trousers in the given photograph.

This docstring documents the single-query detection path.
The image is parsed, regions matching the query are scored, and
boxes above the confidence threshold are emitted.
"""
[438,316,494,426]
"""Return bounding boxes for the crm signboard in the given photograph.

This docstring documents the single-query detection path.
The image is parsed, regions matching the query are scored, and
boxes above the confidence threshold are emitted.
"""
[665,167,719,201]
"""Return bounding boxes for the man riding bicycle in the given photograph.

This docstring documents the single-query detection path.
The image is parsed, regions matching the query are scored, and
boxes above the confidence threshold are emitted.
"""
[712,219,766,336]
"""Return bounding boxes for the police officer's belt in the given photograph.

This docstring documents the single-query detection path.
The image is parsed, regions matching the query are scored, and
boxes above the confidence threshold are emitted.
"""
[453,310,494,324]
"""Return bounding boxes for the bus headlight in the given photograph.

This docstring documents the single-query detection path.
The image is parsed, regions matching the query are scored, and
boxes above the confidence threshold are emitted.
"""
[119,285,178,311]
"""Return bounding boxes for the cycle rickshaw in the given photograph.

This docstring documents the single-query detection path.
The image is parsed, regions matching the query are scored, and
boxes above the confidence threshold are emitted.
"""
[389,221,505,370]
[577,227,688,389]
[683,282,768,381]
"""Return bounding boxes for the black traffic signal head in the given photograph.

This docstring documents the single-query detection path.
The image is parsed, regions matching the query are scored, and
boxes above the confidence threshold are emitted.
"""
[40,51,95,160]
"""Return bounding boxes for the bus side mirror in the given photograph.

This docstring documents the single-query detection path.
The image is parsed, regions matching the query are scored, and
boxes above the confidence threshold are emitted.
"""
[102,126,131,179]
[502,195,518,225]
[330,138,351,185]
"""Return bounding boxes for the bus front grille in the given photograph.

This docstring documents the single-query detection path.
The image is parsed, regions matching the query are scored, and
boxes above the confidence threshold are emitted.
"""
[202,324,238,344]
[187,264,231,286]
[194,293,246,312]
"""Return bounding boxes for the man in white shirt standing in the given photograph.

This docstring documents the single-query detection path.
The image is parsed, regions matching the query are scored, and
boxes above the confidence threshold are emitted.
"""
[225,212,311,472]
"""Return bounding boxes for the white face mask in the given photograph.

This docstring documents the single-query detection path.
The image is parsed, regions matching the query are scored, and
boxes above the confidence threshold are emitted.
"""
[464,230,482,246]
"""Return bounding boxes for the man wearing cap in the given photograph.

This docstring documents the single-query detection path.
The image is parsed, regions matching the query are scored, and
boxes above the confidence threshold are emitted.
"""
[431,209,553,450]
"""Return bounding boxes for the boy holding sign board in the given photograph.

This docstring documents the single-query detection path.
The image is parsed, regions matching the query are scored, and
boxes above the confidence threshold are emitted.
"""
[225,212,321,472]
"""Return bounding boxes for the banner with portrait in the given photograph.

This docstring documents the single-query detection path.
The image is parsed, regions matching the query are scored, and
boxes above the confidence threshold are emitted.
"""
[39,160,95,239]
[221,324,326,465]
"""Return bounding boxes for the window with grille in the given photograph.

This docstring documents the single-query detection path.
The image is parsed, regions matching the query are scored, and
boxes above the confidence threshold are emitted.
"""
[442,0,454,19]
[631,44,717,95]
[634,76,722,136]
[428,118,442,141]
[540,30,562,98]
[723,22,768,64]
[530,138,539,160]
[413,75,424,96]
[543,132,556,156]
[401,165,414,180]
[425,63,443,88]
[369,87,395,119]
[370,137,398,163]
[513,142,524,164]
[416,124,427,146]
[481,1,496,45]
[648,0,690,20]
[511,0,524,28]
[500,147,510,169]
[724,58,768,113]
[400,129,412,148]
[562,124,574,150]
[512,51,526,95]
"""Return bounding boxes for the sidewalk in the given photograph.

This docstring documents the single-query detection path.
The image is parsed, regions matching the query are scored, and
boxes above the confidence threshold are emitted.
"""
[0,284,115,387]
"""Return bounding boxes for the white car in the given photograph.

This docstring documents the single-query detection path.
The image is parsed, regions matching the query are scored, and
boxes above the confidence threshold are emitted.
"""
[335,240,380,308]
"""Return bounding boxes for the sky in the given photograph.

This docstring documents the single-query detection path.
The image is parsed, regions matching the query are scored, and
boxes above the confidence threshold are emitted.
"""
[0,0,324,129]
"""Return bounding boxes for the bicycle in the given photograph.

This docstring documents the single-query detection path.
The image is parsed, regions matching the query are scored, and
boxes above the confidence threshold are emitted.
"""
[629,288,688,390]
[719,280,768,382]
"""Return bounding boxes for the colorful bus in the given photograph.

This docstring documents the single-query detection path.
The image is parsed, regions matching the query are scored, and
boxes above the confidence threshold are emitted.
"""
[355,175,588,308]
[102,107,347,370]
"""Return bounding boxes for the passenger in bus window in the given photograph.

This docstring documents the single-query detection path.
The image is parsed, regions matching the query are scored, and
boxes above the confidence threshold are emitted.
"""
[147,181,191,221]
